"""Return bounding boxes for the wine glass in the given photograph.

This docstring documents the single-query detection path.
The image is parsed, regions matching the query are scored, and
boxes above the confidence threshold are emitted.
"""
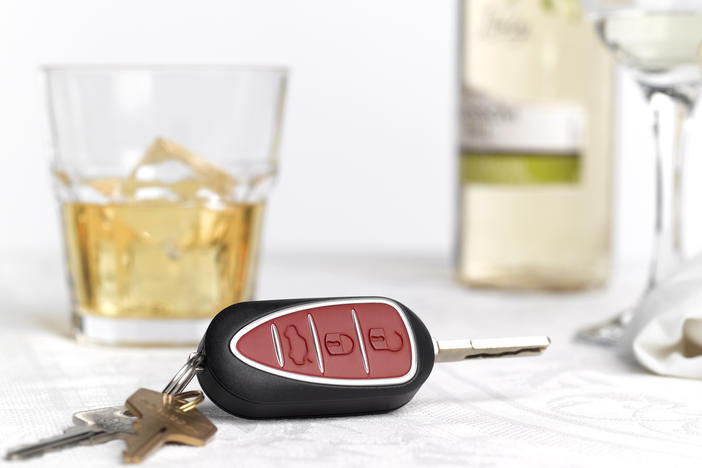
[577,0,702,345]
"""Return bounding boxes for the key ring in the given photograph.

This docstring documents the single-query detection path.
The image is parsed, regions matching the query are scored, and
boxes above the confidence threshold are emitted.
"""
[172,390,204,412]
[163,351,205,395]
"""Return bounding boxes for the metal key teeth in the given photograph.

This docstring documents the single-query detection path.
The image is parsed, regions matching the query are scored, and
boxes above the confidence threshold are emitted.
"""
[4,392,207,462]
[433,336,551,362]
[4,406,136,461]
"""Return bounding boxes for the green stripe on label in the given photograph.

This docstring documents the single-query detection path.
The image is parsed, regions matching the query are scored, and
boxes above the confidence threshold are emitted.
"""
[460,153,580,184]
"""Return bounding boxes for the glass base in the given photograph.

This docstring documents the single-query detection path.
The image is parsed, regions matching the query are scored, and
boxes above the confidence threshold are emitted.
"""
[74,314,210,346]
[574,307,633,347]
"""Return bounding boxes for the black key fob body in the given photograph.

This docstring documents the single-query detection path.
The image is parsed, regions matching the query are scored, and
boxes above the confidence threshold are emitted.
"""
[197,297,435,418]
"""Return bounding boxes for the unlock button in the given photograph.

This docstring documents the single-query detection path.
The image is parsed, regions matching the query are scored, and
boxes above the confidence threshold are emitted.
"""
[369,328,403,352]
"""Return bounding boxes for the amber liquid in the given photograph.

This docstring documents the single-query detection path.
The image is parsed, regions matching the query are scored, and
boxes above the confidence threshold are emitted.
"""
[62,199,264,320]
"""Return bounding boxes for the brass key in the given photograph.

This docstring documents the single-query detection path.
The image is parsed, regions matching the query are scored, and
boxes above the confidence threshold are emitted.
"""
[123,388,216,464]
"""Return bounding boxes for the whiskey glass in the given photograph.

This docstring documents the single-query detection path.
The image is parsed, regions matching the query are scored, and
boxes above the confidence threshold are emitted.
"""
[45,65,287,345]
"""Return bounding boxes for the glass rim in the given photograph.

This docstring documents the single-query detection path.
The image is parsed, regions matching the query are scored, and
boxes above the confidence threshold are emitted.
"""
[41,63,289,74]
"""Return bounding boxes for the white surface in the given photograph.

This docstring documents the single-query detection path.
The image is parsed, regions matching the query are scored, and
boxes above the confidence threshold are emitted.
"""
[631,253,702,378]
[1,251,702,467]
[1,0,702,260]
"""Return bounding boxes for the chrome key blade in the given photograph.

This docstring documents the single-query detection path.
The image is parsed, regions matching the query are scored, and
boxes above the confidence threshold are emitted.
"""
[433,336,551,362]
[73,405,135,435]
[5,405,136,461]
[5,425,100,460]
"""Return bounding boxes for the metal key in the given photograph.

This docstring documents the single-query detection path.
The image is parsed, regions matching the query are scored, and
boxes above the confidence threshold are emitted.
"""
[5,405,135,460]
[123,388,216,464]
[162,296,551,419]
[433,336,551,361]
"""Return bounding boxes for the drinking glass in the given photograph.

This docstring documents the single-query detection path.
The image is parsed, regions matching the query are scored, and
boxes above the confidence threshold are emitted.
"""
[45,65,288,345]
[576,1,702,344]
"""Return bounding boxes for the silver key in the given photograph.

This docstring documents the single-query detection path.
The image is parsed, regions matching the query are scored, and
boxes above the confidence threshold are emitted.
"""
[5,405,136,460]
[433,336,551,362]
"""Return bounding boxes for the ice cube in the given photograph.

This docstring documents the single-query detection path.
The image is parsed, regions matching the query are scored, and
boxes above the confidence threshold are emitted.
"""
[123,138,234,201]
[88,178,123,198]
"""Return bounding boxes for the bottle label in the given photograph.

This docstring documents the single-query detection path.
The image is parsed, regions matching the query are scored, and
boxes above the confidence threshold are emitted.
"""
[460,87,584,184]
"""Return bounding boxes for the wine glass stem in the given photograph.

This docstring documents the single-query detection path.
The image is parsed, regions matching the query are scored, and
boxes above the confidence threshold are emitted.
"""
[639,85,696,289]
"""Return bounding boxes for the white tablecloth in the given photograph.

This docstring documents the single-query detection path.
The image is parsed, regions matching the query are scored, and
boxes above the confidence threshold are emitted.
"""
[1,250,701,467]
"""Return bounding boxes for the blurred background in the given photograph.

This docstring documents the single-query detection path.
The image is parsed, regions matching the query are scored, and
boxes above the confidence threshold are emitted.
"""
[0,0,701,265]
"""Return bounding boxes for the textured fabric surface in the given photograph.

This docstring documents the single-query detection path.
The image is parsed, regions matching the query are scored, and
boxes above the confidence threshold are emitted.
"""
[1,251,701,467]
[630,255,702,378]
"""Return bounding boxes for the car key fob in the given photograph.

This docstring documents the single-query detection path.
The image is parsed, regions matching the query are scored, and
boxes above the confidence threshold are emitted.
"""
[196,297,549,419]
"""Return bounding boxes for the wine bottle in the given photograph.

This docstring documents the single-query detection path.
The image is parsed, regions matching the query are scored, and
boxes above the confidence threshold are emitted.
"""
[457,0,614,290]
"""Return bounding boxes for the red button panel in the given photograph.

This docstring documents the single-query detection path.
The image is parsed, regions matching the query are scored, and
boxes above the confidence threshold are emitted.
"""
[231,300,416,384]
